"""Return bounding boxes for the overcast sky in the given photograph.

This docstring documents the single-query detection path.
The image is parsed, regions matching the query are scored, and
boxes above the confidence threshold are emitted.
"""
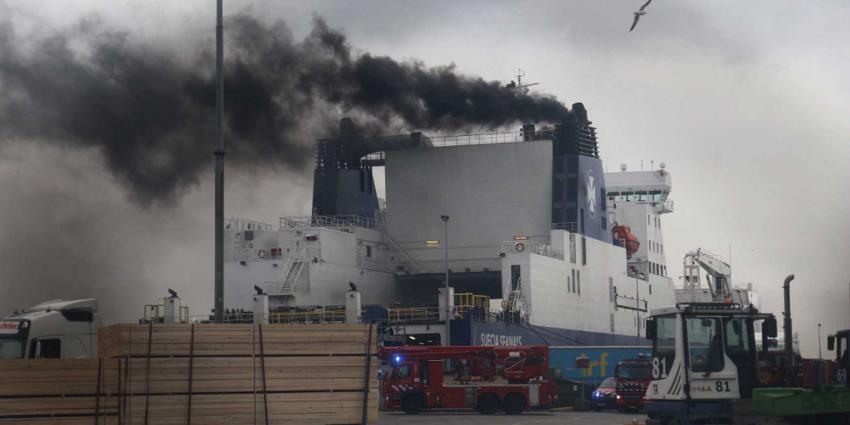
[1,0,848,357]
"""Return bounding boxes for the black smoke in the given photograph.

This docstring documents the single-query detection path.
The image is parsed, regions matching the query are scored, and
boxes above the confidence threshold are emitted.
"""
[0,14,571,205]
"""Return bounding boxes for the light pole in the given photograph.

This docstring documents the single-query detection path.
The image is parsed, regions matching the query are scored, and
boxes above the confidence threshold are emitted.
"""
[441,215,450,345]
[635,272,640,342]
[213,0,225,323]
[818,323,823,360]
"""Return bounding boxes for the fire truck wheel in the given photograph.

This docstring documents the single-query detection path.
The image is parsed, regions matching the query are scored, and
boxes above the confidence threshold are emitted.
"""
[502,393,526,415]
[477,394,500,415]
[401,394,424,415]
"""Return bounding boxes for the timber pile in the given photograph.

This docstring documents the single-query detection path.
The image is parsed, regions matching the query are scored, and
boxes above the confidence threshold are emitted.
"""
[0,323,377,425]
[0,358,119,424]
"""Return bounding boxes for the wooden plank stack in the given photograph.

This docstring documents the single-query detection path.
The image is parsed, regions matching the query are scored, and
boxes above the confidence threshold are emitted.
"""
[0,323,378,425]
[0,358,119,425]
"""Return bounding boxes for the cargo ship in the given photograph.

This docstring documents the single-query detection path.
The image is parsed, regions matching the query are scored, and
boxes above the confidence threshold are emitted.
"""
[223,103,677,346]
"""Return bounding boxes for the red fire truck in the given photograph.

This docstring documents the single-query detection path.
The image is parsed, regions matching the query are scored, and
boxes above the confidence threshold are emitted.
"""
[613,357,651,411]
[378,345,558,415]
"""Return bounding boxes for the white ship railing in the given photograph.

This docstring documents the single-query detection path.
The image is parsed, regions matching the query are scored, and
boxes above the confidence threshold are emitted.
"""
[501,240,563,260]
[225,217,273,231]
[281,215,383,231]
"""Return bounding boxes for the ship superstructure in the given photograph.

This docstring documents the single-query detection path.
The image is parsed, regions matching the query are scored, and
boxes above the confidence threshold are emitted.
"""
[223,103,677,346]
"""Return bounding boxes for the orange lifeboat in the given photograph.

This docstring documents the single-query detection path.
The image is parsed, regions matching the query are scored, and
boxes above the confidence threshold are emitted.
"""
[612,224,640,258]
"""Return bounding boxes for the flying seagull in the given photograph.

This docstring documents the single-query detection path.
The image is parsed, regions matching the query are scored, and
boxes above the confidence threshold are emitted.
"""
[629,0,652,32]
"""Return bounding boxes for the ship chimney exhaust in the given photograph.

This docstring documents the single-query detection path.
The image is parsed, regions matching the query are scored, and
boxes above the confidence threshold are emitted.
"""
[213,0,226,323]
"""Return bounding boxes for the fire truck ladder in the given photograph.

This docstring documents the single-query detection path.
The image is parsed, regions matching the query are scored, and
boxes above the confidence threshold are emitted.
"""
[278,246,306,293]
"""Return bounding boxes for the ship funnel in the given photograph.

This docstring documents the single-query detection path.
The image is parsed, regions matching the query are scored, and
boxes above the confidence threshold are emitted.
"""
[522,124,536,141]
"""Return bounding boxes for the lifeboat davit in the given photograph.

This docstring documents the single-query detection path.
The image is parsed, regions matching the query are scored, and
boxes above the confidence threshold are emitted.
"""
[612,224,640,258]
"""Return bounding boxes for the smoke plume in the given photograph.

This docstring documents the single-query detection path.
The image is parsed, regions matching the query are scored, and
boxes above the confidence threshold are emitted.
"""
[0,14,571,205]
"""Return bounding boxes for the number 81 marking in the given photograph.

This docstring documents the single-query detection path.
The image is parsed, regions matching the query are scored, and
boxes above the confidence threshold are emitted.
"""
[652,357,668,379]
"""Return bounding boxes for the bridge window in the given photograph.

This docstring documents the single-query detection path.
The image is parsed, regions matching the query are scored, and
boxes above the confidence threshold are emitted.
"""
[576,270,581,295]
[571,269,576,293]
[600,187,606,212]
[581,237,587,265]
[569,234,576,264]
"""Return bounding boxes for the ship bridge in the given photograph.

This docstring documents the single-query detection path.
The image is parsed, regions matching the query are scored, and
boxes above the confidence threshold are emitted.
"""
[605,166,673,214]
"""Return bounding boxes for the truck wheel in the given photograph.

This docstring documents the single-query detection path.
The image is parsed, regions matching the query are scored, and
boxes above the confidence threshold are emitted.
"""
[402,394,424,415]
[477,394,499,415]
[503,393,526,415]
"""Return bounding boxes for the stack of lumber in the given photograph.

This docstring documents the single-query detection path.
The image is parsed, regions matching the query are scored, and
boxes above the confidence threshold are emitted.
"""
[0,323,377,425]
[0,358,119,424]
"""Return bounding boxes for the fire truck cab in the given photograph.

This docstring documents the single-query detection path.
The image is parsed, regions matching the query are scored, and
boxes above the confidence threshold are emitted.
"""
[379,345,558,415]
[615,357,652,410]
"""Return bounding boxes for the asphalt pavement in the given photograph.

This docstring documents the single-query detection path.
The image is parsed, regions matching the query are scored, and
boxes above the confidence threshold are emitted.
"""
[379,410,646,425]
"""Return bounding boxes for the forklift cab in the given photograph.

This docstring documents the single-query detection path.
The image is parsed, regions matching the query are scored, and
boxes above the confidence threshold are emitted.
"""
[644,305,777,403]
[827,330,849,387]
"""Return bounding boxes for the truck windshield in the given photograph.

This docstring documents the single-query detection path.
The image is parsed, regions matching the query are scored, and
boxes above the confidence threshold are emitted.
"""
[617,365,650,379]
[0,337,24,359]
[688,317,724,373]
[394,364,411,379]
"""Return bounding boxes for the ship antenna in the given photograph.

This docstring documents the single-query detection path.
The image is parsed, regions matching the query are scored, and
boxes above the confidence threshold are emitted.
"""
[515,68,540,95]
[213,0,226,323]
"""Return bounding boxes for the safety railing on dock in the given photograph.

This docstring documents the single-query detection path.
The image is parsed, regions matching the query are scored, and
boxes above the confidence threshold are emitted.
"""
[387,307,440,323]
[454,292,490,318]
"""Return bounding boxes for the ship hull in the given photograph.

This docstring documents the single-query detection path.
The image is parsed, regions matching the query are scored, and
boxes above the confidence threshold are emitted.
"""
[451,316,649,347]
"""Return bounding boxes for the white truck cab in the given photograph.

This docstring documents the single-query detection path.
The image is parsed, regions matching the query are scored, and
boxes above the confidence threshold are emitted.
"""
[0,299,100,359]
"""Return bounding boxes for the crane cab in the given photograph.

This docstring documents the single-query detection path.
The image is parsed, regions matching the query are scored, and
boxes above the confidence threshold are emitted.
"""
[643,303,777,424]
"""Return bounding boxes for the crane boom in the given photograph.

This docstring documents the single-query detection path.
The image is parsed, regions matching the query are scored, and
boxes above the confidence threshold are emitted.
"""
[680,249,735,303]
